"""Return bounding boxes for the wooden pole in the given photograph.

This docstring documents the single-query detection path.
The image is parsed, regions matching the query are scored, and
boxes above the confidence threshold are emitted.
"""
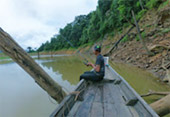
[131,10,153,56]
[51,50,53,58]
[104,25,135,56]
[150,94,170,116]
[37,50,40,59]
[104,16,143,56]
[0,27,66,102]
[139,0,144,10]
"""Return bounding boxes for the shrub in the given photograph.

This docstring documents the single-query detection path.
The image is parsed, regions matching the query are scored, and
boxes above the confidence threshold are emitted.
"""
[146,0,162,9]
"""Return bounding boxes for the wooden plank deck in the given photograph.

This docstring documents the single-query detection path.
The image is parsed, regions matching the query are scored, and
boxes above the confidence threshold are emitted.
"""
[50,66,158,117]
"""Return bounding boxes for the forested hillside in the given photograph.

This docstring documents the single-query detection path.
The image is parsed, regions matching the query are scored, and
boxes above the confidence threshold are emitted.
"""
[38,0,163,51]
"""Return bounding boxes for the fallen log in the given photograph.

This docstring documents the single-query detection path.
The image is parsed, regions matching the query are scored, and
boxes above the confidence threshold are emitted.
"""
[104,14,142,56]
[0,27,66,102]
[150,94,170,116]
[104,25,135,56]
[141,90,170,97]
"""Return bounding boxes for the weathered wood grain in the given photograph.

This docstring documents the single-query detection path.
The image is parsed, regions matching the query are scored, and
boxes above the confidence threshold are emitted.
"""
[94,84,103,103]
[51,66,159,117]
[90,102,103,117]
[50,80,86,117]
[75,85,97,117]
[67,101,82,117]
[103,83,115,104]
[103,103,117,117]
[118,81,153,117]
[106,84,133,117]
[109,66,158,116]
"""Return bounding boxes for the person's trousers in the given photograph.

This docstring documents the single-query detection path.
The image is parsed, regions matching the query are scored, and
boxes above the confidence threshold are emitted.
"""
[80,71,103,82]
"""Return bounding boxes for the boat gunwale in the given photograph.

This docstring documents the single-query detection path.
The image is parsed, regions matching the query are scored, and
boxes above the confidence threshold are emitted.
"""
[50,79,86,117]
[108,66,158,117]
[50,66,158,117]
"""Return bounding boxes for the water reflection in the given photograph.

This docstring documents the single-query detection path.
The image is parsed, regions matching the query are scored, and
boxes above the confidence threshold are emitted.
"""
[41,56,91,85]
[0,55,90,117]
[0,62,56,117]
[1,55,170,117]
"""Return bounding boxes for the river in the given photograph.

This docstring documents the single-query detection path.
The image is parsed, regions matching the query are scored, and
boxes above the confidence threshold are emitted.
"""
[0,55,170,117]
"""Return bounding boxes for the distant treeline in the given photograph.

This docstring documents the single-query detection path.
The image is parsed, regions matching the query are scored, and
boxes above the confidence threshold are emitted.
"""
[38,0,162,52]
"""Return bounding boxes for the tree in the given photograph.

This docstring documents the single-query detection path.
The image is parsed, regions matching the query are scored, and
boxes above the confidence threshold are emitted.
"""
[37,0,158,52]
[131,10,153,56]
[27,46,34,53]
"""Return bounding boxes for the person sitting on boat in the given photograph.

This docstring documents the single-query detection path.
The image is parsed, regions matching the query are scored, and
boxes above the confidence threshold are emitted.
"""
[80,45,105,82]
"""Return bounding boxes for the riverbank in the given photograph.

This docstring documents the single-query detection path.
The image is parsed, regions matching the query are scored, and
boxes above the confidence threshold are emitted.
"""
[63,4,169,84]
[47,3,170,83]
[39,49,76,55]
[0,53,9,60]
[1,3,169,83]
[99,4,170,84]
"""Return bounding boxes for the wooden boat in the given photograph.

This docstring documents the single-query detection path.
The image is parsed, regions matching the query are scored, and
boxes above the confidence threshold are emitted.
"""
[50,66,158,117]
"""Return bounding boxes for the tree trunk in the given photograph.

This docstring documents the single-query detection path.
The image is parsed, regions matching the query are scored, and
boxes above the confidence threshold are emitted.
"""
[131,10,153,56]
[0,27,66,102]
[51,50,53,58]
[150,94,170,116]
[104,25,135,56]
[37,51,40,59]
[139,0,144,10]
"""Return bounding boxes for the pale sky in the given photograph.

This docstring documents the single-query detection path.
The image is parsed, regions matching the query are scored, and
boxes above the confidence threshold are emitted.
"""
[0,0,98,49]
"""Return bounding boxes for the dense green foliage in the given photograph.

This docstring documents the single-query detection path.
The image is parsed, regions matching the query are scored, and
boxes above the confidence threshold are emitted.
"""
[38,0,163,52]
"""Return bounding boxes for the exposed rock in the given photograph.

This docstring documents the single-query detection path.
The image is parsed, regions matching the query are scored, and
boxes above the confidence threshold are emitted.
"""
[148,44,170,54]
[136,55,140,60]
[149,53,162,63]
[157,7,170,27]
[159,40,170,46]
[126,57,131,61]
[163,70,170,84]
[145,64,150,68]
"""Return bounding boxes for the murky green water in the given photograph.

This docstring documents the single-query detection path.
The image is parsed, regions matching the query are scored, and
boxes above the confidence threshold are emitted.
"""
[0,55,170,117]
[41,56,91,85]
[0,55,90,117]
[110,62,170,104]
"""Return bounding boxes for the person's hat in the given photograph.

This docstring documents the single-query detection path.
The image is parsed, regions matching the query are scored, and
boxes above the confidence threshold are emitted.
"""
[94,45,101,52]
